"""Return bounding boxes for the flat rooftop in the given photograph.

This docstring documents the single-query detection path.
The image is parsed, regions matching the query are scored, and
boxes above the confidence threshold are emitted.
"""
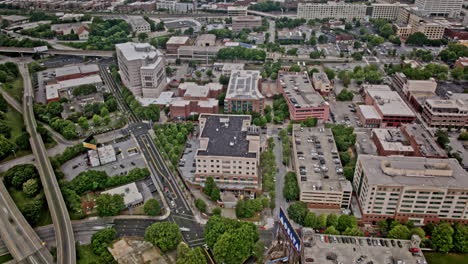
[302,228,426,264]
[293,126,351,193]
[358,155,468,189]
[280,71,326,108]
[313,72,330,85]
[165,20,198,29]
[232,16,261,22]
[197,114,258,158]
[166,36,190,45]
[372,128,414,153]
[425,93,468,111]
[402,124,447,158]
[116,42,162,62]
[226,70,263,100]
[366,88,415,117]
[358,105,381,120]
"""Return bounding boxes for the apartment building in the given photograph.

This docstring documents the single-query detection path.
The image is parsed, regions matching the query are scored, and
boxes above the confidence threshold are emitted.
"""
[421,94,468,128]
[292,125,352,209]
[312,72,332,95]
[227,6,248,16]
[362,85,416,127]
[372,124,447,158]
[370,3,408,20]
[128,16,151,33]
[232,16,262,32]
[225,70,264,113]
[194,114,261,193]
[156,1,195,13]
[353,155,468,225]
[116,42,166,98]
[278,71,330,121]
[297,2,367,21]
[395,8,447,40]
[415,0,463,17]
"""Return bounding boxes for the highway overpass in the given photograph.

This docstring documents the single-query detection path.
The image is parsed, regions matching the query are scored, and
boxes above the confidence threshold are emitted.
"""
[20,63,76,264]
[0,46,113,57]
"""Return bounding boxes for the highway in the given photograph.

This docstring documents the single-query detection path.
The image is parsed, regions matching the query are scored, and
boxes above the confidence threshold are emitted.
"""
[0,179,54,264]
[20,63,76,264]
[100,65,206,247]
[0,46,113,57]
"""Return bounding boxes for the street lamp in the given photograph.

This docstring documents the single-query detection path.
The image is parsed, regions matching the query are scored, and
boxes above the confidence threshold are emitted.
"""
[11,148,16,158]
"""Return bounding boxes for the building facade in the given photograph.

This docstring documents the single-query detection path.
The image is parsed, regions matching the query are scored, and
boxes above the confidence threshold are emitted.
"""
[297,2,367,21]
[415,0,463,17]
[225,70,264,113]
[232,16,262,32]
[194,114,261,193]
[128,16,151,33]
[353,155,468,225]
[421,94,468,128]
[312,72,332,95]
[116,42,166,98]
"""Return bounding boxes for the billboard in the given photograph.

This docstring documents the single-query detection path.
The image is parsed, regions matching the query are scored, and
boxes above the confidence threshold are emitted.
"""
[279,208,301,253]
[83,142,97,150]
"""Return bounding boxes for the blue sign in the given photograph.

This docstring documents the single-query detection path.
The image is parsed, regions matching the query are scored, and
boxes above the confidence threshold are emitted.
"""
[279,208,301,253]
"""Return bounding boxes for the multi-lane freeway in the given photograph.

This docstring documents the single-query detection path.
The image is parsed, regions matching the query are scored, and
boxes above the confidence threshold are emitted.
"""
[0,46,113,57]
[0,179,54,264]
[20,63,76,264]
[100,65,205,247]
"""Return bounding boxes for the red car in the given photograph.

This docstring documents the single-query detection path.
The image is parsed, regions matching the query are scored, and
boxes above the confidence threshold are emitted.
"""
[409,248,419,253]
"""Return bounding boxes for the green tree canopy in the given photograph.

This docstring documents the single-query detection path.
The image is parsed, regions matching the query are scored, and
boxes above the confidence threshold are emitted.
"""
[143,199,161,216]
[96,193,125,217]
[145,222,182,252]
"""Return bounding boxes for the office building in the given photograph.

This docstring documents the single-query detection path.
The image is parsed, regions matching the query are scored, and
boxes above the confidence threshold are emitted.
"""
[353,155,468,224]
[176,46,221,63]
[278,71,330,121]
[116,42,166,98]
[415,0,463,17]
[194,114,261,193]
[166,36,190,54]
[227,6,248,16]
[312,72,332,95]
[362,85,416,127]
[297,2,367,21]
[372,124,446,158]
[102,182,143,208]
[370,3,408,20]
[225,70,264,113]
[46,75,103,102]
[421,93,468,128]
[232,16,262,32]
[292,125,352,209]
[55,64,99,81]
[128,16,151,33]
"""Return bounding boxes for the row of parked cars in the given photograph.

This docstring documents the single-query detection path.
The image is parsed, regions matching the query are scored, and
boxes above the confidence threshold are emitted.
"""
[319,235,404,248]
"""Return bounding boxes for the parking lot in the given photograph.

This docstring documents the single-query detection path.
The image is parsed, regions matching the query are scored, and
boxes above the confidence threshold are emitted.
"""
[303,231,427,264]
[178,134,200,184]
[62,136,147,180]
[330,101,361,127]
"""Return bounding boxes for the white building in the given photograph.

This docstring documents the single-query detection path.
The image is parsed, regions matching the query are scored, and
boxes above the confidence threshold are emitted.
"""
[227,6,248,17]
[157,1,194,13]
[128,16,151,33]
[415,0,463,17]
[116,42,167,98]
[102,182,144,208]
[371,3,408,20]
[297,2,367,21]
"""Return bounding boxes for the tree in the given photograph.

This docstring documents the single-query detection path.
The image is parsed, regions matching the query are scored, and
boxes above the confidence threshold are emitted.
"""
[78,116,89,130]
[351,52,363,61]
[4,164,38,189]
[337,215,357,232]
[95,193,125,217]
[20,200,43,226]
[304,212,318,228]
[317,214,327,228]
[92,114,102,126]
[388,224,411,240]
[458,132,468,141]
[212,207,222,216]
[343,227,363,236]
[336,89,354,101]
[143,199,161,216]
[327,214,338,227]
[289,65,301,72]
[145,222,182,252]
[325,226,340,235]
[318,35,328,44]
[324,68,335,80]
[206,69,213,78]
[353,41,362,49]
[431,223,454,253]
[23,178,40,197]
[203,177,220,201]
[287,202,308,225]
[453,223,468,253]
[91,228,117,262]
[411,227,426,240]
[213,224,256,264]
[283,172,299,201]
[176,242,207,264]
[406,32,429,46]
[195,198,207,213]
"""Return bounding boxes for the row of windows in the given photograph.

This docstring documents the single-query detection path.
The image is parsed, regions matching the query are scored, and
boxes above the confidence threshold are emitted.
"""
[197,159,255,165]
[197,170,256,175]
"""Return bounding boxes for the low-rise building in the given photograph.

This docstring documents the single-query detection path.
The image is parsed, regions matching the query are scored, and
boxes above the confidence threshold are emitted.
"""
[227,6,247,16]
[55,64,99,81]
[292,125,352,209]
[156,1,194,13]
[0,15,28,24]
[88,145,117,167]
[357,105,382,128]
[232,16,262,32]
[278,71,330,121]
[176,46,221,63]
[353,155,468,225]
[116,42,166,98]
[194,114,261,193]
[196,34,216,47]
[102,182,144,208]
[225,70,264,113]
[128,16,151,33]
[46,74,103,102]
[178,82,222,99]
[455,57,468,68]
[312,72,332,95]
[166,36,190,54]
[362,85,416,127]
[213,63,245,76]
[76,25,90,40]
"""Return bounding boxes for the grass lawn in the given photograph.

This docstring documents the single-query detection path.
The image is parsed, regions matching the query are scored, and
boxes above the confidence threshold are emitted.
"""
[0,106,33,161]
[2,78,23,102]
[77,245,101,264]
[8,187,52,227]
[424,252,468,264]
[0,254,13,263]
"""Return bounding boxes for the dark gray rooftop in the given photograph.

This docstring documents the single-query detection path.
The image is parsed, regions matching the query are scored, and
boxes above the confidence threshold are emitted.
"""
[197,114,257,158]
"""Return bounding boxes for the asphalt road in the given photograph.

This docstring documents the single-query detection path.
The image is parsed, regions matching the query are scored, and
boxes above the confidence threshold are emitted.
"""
[0,180,53,264]
[20,63,76,264]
